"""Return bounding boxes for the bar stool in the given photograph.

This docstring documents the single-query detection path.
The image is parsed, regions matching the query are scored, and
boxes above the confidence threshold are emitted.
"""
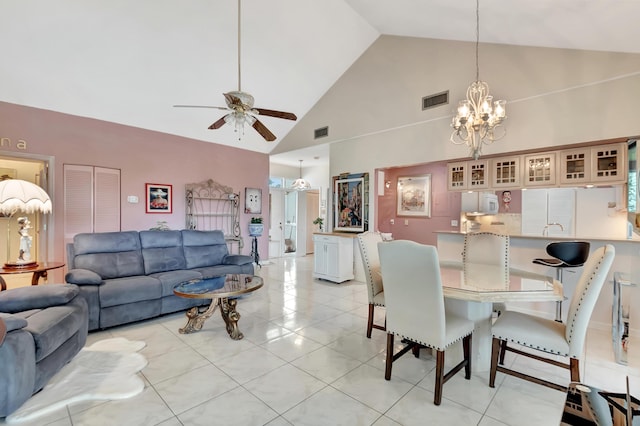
[533,241,591,322]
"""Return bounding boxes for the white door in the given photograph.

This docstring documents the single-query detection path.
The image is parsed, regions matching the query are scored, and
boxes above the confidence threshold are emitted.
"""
[268,189,284,258]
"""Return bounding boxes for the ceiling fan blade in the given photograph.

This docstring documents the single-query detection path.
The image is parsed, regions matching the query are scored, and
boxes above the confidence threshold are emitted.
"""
[254,108,297,121]
[208,116,228,130]
[252,118,276,142]
[174,105,228,110]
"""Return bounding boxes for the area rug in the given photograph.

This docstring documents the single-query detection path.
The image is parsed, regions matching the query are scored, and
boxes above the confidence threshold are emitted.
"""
[6,337,147,423]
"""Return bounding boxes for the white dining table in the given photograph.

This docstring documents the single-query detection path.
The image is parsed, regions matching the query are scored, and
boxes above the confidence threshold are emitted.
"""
[438,260,563,371]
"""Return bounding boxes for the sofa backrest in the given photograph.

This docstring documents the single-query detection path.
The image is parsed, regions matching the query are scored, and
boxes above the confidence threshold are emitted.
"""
[139,230,187,274]
[181,230,229,269]
[71,231,145,279]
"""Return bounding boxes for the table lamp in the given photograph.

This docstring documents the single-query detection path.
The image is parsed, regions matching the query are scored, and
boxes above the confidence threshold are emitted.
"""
[0,179,52,268]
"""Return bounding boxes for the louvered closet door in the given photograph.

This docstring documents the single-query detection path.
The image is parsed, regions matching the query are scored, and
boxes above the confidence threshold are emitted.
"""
[94,167,120,232]
[64,165,121,243]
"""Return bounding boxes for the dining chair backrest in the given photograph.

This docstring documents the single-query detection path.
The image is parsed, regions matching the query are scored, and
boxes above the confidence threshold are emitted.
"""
[565,244,615,356]
[378,240,447,348]
[546,241,591,266]
[357,231,384,303]
[462,232,510,269]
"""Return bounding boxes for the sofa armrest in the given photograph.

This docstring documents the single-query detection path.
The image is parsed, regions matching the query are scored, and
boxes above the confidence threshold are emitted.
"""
[65,268,103,285]
[0,284,80,314]
[223,254,254,266]
[0,313,28,334]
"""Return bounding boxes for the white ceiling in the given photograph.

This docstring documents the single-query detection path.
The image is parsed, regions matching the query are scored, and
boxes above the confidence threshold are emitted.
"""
[2,0,639,168]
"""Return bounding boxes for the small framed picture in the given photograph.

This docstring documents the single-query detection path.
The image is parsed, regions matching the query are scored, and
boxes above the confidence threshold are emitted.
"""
[146,183,172,214]
[397,175,431,217]
[244,188,262,214]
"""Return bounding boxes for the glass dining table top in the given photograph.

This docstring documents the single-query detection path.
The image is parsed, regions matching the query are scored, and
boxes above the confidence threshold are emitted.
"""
[438,261,563,303]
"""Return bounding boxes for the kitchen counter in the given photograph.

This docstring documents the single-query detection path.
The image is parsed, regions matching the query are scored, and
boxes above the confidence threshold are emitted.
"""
[312,232,358,238]
[434,230,640,244]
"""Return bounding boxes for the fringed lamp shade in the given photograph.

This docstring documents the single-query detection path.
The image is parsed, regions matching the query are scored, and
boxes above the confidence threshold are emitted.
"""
[0,179,52,215]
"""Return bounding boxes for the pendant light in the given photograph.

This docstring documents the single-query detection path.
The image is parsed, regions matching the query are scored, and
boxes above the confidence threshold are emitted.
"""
[291,160,311,190]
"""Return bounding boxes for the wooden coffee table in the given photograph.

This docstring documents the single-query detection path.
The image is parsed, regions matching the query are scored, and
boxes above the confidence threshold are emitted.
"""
[173,274,263,340]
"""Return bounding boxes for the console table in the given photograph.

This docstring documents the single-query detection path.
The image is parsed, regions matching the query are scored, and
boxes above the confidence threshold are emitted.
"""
[0,262,65,291]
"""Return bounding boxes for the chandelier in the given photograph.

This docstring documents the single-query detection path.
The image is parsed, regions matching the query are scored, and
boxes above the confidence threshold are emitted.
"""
[291,160,311,190]
[450,0,507,160]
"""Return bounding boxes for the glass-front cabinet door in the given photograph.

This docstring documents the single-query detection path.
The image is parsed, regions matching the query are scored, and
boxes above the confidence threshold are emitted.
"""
[468,160,489,189]
[491,156,521,188]
[524,152,557,186]
[447,162,467,190]
[591,143,626,182]
[559,148,590,184]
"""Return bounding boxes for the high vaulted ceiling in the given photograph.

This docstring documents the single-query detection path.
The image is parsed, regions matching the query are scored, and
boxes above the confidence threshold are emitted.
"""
[2,1,640,166]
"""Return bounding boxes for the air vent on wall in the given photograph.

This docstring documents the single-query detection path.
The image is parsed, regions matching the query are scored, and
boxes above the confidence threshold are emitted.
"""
[422,91,449,110]
[314,126,329,139]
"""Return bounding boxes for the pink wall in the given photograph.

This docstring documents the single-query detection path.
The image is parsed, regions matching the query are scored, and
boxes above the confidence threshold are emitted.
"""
[0,102,269,282]
[376,161,524,245]
[377,162,461,246]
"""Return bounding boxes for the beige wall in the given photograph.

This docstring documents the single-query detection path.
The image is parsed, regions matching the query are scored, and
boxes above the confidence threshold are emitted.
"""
[282,36,640,228]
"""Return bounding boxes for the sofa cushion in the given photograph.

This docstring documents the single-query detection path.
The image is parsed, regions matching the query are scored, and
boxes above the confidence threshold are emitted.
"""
[0,313,28,332]
[140,231,187,274]
[224,254,254,266]
[73,231,141,255]
[182,230,229,269]
[65,269,103,285]
[99,276,162,308]
[22,301,87,362]
[74,251,145,279]
[72,231,144,279]
[0,285,79,313]
[149,269,203,297]
[194,264,254,279]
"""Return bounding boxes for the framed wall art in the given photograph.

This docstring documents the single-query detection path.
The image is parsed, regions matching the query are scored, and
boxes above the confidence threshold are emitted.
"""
[244,187,262,214]
[333,172,368,233]
[397,174,431,217]
[146,183,172,214]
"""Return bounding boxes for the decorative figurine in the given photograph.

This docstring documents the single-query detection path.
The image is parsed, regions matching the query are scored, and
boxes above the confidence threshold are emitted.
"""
[502,190,512,212]
[17,217,33,263]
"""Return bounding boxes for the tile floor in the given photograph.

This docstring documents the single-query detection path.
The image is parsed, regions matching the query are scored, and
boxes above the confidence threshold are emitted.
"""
[4,256,638,426]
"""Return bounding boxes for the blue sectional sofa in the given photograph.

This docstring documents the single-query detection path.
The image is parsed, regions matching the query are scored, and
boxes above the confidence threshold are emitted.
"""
[0,284,88,417]
[65,229,254,331]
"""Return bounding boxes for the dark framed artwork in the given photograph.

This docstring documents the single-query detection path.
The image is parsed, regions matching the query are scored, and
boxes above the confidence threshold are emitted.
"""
[333,172,369,232]
[397,174,431,217]
[244,187,262,214]
[146,183,172,214]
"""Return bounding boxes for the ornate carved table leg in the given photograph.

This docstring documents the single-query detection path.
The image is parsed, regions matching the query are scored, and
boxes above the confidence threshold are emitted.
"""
[219,297,243,340]
[179,298,220,334]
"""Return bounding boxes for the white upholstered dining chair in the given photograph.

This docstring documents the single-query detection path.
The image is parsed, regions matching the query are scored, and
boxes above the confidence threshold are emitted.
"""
[356,231,385,338]
[489,244,615,392]
[463,232,509,316]
[378,240,474,405]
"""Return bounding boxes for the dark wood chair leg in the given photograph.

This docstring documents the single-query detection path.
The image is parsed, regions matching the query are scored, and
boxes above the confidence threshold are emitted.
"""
[489,337,501,388]
[385,333,394,380]
[366,304,374,338]
[463,334,472,379]
[412,344,420,358]
[499,339,507,365]
[434,350,445,405]
[569,358,580,383]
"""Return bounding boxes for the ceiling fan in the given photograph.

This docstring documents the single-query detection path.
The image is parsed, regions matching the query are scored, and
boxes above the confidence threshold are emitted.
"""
[174,0,297,142]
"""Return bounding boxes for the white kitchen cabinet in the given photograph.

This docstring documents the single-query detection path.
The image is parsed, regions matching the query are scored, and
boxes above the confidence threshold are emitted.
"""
[447,160,489,190]
[521,188,575,236]
[524,152,557,186]
[490,156,521,188]
[591,143,626,183]
[559,147,590,185]
[313,234,354,283]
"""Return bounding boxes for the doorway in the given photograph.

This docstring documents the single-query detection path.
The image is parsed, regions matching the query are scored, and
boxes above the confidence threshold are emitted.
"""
[0,153,52,286]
